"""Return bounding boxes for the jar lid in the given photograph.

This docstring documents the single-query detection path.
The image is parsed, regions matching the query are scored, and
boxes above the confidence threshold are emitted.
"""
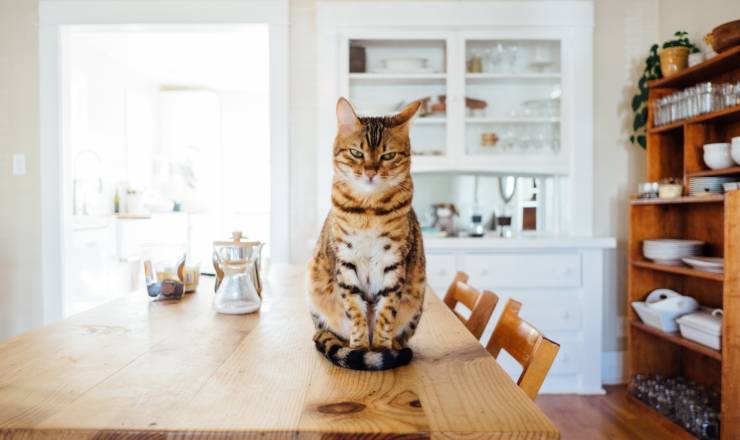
[213,231,262,247]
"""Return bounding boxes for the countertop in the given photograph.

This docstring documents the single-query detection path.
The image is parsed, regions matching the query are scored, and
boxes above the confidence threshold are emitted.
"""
[0,265,558,439]
[423,234,617,250]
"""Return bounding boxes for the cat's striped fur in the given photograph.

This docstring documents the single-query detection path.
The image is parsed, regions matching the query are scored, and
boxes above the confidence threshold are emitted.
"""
[306,98,426,371]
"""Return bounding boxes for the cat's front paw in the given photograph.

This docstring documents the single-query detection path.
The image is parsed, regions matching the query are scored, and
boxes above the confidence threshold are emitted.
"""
[371,336,393,351]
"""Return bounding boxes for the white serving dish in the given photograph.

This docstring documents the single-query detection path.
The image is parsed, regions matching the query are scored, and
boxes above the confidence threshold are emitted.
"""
[723,182,739,192]
[676,308,723,350]
[659,184,682,199]
[632,289,698,332]
[681,256,724,273]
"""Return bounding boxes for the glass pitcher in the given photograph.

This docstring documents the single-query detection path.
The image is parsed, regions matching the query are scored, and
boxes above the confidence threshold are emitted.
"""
[212,231,264,314]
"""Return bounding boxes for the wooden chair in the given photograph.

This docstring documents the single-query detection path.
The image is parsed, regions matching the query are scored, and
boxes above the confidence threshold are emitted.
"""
[443,271,499,340]
[485,298,560,400]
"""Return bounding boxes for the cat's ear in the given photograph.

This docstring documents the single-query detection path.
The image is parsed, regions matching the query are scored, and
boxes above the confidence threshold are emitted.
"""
[336,97,360,135]
[391,101,422,127]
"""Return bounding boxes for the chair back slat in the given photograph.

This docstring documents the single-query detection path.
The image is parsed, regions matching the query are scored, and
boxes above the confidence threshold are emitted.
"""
[443,272,498,340]
[486,298,560,400]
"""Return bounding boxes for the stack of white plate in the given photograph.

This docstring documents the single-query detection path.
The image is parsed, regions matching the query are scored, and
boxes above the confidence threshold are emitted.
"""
[643,239,704,266]
[682,256,724,273]
[689,177,733,196]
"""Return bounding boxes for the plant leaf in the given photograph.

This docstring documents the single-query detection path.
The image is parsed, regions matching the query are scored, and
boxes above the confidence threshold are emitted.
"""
[638,135,646,149]
[632,95,642,111]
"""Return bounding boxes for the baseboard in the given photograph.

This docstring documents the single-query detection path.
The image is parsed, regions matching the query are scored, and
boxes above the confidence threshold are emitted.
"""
[602,350,627,385]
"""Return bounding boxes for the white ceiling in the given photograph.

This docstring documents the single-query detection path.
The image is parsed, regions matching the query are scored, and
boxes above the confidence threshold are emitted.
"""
[69,25,270,92]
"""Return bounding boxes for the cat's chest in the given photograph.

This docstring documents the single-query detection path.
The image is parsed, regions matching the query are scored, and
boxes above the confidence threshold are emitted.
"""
[336,228,398,294]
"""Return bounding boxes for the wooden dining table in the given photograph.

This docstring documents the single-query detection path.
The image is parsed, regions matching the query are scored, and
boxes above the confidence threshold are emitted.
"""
[0,264,559,439]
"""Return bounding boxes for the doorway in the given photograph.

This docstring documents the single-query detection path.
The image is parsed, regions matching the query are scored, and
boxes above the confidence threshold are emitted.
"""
[39,2,289,320]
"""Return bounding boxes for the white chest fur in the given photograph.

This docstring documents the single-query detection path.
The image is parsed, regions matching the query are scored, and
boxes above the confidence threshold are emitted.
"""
[336,227,397,296]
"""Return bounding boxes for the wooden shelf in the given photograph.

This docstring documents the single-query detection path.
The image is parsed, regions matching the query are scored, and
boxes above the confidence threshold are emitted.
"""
[630,320,722,361]
[634,38,740,438]
[687,166,740,178]
[632,260,724,282]
[631,195,725,205]
[649,45,740,89]
[648,105,740,134]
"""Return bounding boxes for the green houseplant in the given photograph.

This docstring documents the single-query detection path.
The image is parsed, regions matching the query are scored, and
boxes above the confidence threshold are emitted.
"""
[630,32,700,149]
[659,31,700,77]
[629,44,661,149]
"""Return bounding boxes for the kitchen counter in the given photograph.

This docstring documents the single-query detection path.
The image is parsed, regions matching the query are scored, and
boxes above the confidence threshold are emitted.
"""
[0,265,558,439]
[423,235,616,250]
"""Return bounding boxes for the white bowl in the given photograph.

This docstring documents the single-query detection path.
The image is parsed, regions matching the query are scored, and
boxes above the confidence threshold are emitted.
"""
[703,142,730,152]
[731,143,740,165]
[704,150,734,169]
[724,182,739,192]
[731,136,740,146]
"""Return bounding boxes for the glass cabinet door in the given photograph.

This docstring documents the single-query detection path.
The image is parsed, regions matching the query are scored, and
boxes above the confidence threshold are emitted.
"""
[462,38,561,157]
[343,36,451,158]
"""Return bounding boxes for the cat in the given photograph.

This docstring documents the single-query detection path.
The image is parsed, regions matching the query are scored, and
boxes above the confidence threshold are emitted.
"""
[306,97,426,371]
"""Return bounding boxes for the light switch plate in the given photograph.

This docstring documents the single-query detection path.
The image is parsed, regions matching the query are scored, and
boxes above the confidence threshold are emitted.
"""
[12,153,26,176]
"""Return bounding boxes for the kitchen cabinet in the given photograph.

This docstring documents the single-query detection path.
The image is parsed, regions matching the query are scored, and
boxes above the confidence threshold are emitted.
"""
[316,1,595,236]
[425,237,615,395]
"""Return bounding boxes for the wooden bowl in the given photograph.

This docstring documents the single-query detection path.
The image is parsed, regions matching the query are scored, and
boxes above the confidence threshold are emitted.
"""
[712,19,740,53]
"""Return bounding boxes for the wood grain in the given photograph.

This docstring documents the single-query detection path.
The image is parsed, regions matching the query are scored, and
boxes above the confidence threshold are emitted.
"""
[723,190,740,439]
[486,299,559,401]
[0,265,558,439]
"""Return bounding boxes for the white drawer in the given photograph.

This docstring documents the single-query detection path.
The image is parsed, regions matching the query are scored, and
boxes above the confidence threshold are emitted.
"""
[462,253,581,288]
[547,334,581,375]
[425,253,456,293]
[520,304,581,332]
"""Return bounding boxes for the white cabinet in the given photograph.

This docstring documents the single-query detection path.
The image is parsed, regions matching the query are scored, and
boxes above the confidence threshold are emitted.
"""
[425,239,611,395]
[317,1,595,236]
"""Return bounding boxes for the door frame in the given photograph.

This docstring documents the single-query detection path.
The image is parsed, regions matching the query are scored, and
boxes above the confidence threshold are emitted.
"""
[39,0,290,323]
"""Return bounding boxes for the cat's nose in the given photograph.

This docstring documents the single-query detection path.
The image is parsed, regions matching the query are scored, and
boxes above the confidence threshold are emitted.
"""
[366,170,377,181]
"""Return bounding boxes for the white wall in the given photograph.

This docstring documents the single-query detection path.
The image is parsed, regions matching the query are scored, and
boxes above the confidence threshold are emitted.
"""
[0,0,43,341]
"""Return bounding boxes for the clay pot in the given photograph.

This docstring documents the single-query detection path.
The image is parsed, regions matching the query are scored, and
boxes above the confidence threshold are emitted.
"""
[659,47,690,77]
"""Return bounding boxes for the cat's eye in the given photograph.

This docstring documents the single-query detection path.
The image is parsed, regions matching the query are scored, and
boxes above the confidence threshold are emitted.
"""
[380,152,396,161]
[349,148,364,158]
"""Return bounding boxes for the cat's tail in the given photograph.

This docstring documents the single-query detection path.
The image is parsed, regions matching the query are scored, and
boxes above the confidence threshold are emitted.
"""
[313,330,413,371]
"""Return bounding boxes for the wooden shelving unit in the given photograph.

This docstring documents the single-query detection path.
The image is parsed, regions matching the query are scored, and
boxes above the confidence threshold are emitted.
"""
[631,260,725,282]
[628,46,740,439]
[630,195,725,205]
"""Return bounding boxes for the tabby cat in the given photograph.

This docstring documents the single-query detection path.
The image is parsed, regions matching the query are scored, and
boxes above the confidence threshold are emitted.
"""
[306,97,426,371]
